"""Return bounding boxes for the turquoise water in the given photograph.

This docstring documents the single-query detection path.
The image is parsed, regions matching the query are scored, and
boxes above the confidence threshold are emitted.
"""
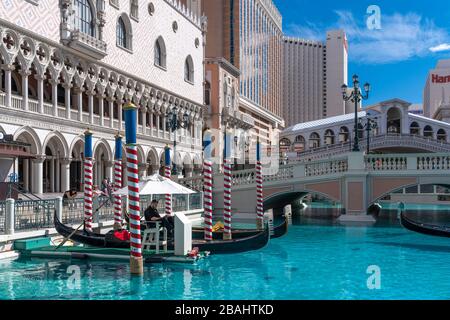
[1,219,449,300]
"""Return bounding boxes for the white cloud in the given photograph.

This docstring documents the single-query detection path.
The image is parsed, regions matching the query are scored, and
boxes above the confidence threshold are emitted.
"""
[285,11,450,64]
[429,43,450,52]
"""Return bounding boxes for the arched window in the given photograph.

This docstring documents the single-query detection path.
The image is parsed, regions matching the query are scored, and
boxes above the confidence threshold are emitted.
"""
[410,122,420,135]
[294,135,305,153]
[116,15,132,50]
[339,126,349,143]
[424,125,433,138]
[184,55,194,83]
[324,129,335,145]
[154,37,167,68]
[437,129,447,142]
[74,0,95,37]
[309,132,320,149]
[116,17,126,48]
[387,107,401,134]
[279,138,291,153]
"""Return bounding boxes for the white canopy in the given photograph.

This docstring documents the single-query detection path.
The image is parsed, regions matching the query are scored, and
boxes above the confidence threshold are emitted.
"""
[113,173,196,196]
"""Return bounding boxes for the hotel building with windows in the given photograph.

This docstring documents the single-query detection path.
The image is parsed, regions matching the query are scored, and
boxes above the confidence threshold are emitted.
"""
[283,30,349,127]
[0,0,205,195]
[201,0,284,161]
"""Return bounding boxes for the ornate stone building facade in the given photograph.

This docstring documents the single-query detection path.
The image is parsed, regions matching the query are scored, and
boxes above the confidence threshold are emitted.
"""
[0,0,205,194]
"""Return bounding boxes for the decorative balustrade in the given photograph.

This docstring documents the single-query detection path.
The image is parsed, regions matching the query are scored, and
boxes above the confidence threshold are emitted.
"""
[305,158,348,177]
[11,95,22,110]
[232,169,256,186]
[29,99,39,113]
[264,165,294,182]
[57,107,65,118]
[290,134,450,163]
[365,155,408,171]
[44,103,53,115]
[417,155,450,170]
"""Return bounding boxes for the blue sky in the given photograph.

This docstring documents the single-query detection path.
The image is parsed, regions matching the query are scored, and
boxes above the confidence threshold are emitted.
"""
[274,0,450,106]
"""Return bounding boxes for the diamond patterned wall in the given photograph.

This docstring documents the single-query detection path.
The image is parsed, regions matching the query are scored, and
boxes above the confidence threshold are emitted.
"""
[0,0,60,42]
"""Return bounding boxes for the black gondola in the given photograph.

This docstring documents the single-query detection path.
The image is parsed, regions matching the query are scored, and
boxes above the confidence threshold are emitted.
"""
[54,212,270,254]
[191,216,288,240]
[400,212,450,238]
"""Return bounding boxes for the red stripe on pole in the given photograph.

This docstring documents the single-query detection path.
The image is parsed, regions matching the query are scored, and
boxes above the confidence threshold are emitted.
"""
[126,145,141,258]
[203,160,213,241]
[164,166,172,216]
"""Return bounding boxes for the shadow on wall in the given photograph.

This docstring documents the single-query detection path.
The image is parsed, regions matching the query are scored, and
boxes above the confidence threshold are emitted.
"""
[264,191,307,217]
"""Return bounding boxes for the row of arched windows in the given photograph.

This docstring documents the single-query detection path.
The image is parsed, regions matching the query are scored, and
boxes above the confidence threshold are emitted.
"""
[74,0,195,83]
[410,122,447,141]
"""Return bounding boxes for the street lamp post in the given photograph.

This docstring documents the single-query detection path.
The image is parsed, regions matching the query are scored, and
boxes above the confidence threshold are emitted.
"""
[361,117,378,154]
[165,105,190,176]
[341,75,371,152]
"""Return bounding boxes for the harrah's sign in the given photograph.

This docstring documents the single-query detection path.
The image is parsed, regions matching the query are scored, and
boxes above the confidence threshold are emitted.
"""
[432,74,450,83]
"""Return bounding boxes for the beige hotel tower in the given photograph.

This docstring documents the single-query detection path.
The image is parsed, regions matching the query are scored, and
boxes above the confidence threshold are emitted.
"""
[283,30,349,126]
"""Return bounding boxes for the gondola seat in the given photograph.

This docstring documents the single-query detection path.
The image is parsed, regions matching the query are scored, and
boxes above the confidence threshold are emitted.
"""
[142,221,168,253]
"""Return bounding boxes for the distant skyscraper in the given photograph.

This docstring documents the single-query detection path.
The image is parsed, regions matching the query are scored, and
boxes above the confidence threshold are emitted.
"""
[424,59,450,118]
[202,0,284,152]
[283,30,348,126]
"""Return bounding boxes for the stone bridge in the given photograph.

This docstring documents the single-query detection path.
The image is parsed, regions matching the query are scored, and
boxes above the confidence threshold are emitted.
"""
[179,152,450,221]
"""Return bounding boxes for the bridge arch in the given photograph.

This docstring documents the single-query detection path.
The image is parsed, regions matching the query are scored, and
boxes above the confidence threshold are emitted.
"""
[387,107,402,134]
[410,121,420,135]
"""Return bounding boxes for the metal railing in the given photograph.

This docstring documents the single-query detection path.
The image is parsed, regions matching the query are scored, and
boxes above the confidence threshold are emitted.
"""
[14,199,56,231]
[0,201,5,234]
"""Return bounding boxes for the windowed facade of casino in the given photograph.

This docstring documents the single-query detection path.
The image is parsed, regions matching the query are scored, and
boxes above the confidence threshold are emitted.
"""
[0,0,205,194]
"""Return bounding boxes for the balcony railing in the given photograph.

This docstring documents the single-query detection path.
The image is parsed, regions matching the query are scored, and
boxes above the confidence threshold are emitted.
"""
[68,30,107,60]
[0,92,201,147]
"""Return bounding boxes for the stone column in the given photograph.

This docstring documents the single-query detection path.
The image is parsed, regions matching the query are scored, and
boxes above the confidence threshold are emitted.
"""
[88,91,94,124]
[98,94,104,126]
[60,158,71,192]
[51,79,58,116]
[35,73,45,114]
[108,97,114,128]
[76,87,84,122]
[31,156,45,194]
[55,157,60,192]
[118,101,123,130]
[2,64,13,108]
[49,158,55,193]
[63,83,72,119]
[141,107,146,134]
[23,159,29,191]
[20,70,30,111]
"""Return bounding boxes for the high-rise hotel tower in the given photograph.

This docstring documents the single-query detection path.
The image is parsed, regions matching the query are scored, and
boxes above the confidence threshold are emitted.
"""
[200,0,284,151]
[283,30,348,126]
